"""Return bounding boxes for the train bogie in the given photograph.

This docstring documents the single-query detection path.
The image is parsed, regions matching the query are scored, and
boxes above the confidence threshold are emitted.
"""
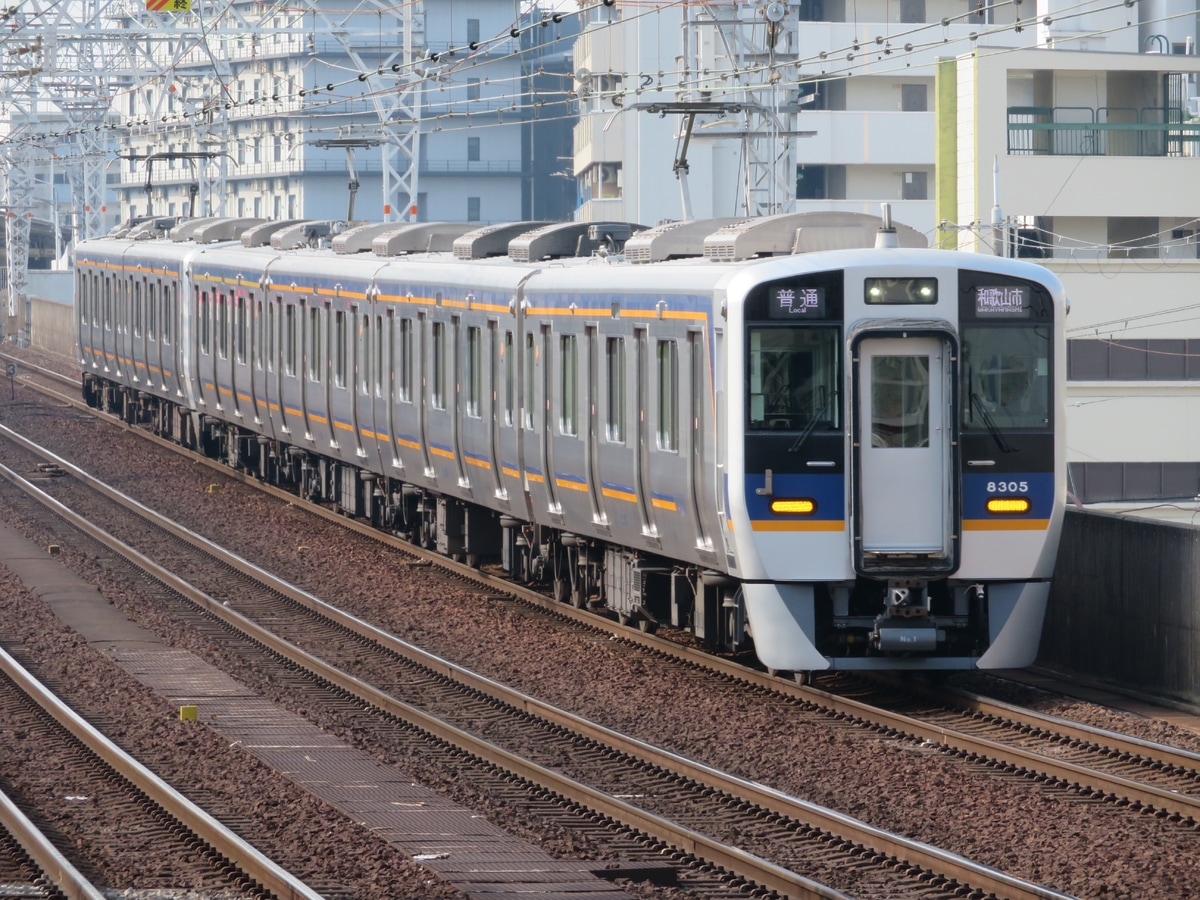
[74,211,1066,677]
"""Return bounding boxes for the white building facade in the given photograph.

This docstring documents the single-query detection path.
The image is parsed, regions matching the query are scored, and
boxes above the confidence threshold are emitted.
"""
[113,0,556,228]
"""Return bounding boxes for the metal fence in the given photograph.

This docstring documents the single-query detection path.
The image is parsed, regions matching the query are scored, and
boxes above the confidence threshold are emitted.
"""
[1008,106,1200,157]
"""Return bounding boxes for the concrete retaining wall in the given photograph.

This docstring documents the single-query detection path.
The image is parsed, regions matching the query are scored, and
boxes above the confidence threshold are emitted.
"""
[1042,508,1200,707]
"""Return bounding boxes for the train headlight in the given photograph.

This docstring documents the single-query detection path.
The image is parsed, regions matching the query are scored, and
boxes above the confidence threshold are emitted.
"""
[986,496,1031,514]
[770,498,816,515]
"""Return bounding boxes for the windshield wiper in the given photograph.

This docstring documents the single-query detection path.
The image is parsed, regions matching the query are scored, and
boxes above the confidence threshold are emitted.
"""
[971,391,1015,454]
[789,390,836,454]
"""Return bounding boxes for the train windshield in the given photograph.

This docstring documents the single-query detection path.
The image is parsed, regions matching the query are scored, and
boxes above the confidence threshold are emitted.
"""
[961,325,1051,431]
[747,327,840,431]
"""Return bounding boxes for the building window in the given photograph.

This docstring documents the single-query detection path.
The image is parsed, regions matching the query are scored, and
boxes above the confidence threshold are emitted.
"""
[467,18,480,43]
[467,136,480,162]
[901,171,927,200]
[467,78,480,101]
[900,84,927,112]
[467,196,481,221]
[899,0,924,22]
[584,163,621,200]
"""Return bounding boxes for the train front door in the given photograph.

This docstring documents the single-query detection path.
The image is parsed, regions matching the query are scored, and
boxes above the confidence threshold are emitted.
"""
[853,334,957,570]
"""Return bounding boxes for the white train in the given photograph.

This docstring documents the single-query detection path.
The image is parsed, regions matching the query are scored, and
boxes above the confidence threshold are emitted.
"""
[75,211,1067,679]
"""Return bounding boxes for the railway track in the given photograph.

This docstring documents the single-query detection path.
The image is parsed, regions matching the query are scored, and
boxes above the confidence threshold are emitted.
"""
[0,638,323,899]
[6,348,1200,896]
[8,352,1200,826]
[0,401,1076,898]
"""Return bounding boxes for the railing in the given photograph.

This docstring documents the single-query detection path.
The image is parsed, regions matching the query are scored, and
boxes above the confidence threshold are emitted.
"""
[1008,106,1200,157]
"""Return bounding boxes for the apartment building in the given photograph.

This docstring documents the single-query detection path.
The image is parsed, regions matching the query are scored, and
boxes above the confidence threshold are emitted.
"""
[113,0,576,227]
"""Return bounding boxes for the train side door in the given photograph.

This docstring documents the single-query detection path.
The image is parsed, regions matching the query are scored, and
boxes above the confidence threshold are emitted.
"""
[852,333,957,571]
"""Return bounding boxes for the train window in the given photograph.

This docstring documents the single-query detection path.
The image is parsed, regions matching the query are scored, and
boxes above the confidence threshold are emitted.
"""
[358,312,369,395]
[151,283,160,340]
[871,355,929,448]
[504,330,515,426]
[133,280,142,338]
[217,292,229,360]
[284,304,296,375]
[523,332,536,430]
[560,334,577,435]
[657,339,678,452]
[606,336,625,442]
[334,310,347,387]
[163,284,173,345]
[199,291,211,354]
[308,306,321,381]
[374,315,384,395]
[431,321,445,410]
[254,299,264,370]
[747,327,840,431]
[467,326,482,418]
[104,276,113,331]
[399,318,413,402]
[236,296,248,365]
[962,325,1050,430]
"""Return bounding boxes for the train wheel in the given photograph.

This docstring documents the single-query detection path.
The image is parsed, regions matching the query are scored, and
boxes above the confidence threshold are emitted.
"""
[553,577,569,603]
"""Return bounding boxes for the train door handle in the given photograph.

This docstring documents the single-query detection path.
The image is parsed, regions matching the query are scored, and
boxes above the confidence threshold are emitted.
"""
[756,468,773,496]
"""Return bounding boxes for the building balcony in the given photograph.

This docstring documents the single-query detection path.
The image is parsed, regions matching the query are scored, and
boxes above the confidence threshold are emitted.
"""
[1008,106,1200,157]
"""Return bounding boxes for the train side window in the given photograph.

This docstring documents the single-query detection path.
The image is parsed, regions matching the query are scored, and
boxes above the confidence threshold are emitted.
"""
[133,280,142,338]
[334,309,347,387]
[163,284,173,345]
[254,298,264,370]
[503,330,515,426]
[431,321,445,410]
[267,299,277,373]
[606,336,625,442]
[398,318,413,402]
[218,292,230,360]
[360,312,371,395]
[374,315,384,396]
[199,291,211,354]
[560,333,577,435]
[308,305,321,381]
[148,282,158,340]
[466,325,482,417]
[657,339,678,452]
[104,276,113,331]
[284,303,296,375]
[523,332,536,430]
[236,295,249,365]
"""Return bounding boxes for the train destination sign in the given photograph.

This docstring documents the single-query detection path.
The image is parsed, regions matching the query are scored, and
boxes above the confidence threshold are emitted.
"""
[975,285,1031,318]
[767,285,825,319]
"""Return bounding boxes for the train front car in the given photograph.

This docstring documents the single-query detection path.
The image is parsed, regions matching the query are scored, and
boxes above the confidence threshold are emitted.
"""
[724,248,1066,676]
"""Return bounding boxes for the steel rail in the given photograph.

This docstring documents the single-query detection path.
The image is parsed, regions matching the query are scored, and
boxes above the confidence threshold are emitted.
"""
[0,781,107,900]
[0,422,1076,900]
[0,639,325,900]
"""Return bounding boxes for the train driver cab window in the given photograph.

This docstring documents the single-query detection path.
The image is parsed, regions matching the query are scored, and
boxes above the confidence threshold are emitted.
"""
[748,327,840,431]
[962,330,1050,430]
[961,282,1051,432]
